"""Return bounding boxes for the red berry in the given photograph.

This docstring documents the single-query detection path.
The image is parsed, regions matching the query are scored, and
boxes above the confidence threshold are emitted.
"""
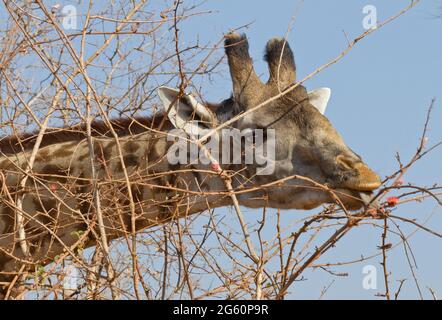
[386,197,399,207]
[211,162,221,172]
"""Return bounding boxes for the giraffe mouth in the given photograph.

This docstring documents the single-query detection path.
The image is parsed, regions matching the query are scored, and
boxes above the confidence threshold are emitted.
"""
[344,180,382,192]
[331,174,381,208]
[341,164,382,192]
[333,189,379,210]
[343,174,381,208]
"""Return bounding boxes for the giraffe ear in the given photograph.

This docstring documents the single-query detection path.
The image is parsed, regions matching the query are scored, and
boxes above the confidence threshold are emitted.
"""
[158,87,216,135]
[307,87,331,114]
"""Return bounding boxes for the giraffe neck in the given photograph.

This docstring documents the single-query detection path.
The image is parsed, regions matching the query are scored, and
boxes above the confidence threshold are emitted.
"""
[0,128,234,297]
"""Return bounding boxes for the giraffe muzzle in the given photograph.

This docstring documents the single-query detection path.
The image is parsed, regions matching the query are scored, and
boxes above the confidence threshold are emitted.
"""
[343,162,382,192]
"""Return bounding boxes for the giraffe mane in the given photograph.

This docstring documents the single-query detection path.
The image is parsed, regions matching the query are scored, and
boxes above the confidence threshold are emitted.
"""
[0,113,168,155]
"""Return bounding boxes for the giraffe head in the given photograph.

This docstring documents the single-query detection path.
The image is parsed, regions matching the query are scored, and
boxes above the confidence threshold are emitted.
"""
[159,33,381,211]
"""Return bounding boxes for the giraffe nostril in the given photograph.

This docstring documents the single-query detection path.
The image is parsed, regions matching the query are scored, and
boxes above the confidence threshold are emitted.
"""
[336,155,356,171]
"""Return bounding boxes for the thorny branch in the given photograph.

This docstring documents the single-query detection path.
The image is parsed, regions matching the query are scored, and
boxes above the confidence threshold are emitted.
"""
[0,0,440,300]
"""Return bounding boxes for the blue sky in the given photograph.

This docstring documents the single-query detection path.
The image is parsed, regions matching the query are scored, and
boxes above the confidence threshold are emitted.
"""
[176,0,442,299]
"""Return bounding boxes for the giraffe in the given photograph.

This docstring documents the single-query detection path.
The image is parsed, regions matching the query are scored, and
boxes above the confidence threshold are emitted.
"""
[0,32,381,298]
